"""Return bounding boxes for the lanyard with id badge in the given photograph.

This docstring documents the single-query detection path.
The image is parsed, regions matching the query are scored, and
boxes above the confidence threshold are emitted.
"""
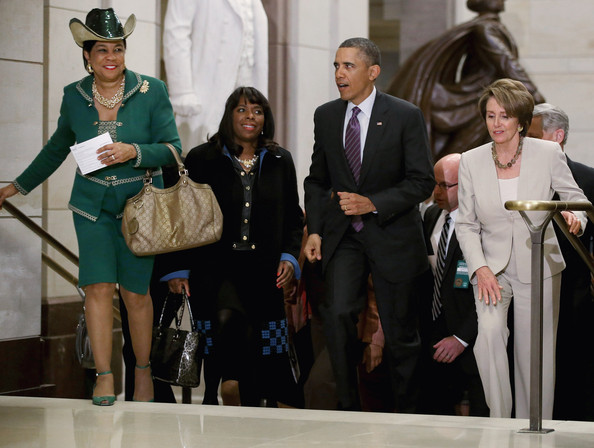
[454,260,470,288]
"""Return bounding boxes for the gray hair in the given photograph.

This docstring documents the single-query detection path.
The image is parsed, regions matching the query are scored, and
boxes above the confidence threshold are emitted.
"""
[533,103,569,146]
[339,37,381,67]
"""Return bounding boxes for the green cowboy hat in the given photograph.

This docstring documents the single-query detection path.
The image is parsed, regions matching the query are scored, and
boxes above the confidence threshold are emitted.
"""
[69,8,136,48]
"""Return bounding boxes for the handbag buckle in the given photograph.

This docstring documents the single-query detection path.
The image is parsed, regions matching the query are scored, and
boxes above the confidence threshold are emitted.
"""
[179,168,189,177]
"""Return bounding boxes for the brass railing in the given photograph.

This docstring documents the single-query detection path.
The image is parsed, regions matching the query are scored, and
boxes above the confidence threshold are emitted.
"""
[2,199,121,321]
[505,200,594,434]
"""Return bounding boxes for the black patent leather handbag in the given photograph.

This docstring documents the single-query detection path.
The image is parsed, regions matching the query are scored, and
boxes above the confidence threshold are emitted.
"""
[150,289,204,388]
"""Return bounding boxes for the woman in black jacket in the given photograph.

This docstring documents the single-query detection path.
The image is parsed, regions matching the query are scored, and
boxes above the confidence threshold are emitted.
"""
[165,87,304,407]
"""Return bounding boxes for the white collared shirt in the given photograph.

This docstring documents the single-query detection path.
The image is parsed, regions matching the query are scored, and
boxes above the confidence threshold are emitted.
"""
[342,87,377,162]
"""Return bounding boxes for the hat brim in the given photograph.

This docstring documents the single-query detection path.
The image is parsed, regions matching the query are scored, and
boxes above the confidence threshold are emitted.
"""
[69,14,136,48]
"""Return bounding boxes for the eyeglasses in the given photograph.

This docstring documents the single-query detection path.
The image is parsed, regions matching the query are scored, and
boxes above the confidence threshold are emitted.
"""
[436,182,458,190]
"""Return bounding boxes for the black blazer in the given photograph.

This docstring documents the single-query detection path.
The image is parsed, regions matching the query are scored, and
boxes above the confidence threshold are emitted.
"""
[304,91,435,282]
[556,157,594,295]
[161,141,304,283]
[422,204,479,373]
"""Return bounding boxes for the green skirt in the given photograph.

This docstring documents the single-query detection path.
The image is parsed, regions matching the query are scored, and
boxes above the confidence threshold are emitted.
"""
[73,186,154,295]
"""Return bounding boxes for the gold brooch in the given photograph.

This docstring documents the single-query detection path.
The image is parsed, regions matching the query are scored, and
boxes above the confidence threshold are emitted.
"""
[140,80,149,93]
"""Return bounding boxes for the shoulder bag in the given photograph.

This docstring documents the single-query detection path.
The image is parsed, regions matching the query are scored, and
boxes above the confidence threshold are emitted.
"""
[150,289,205,388]
[121,143,223,256]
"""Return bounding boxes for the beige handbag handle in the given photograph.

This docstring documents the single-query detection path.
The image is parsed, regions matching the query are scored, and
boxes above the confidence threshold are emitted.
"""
[162,142,185,174]
[142,143,184,184]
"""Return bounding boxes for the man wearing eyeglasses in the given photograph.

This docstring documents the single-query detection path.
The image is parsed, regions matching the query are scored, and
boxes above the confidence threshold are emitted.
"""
[417,153,488,416]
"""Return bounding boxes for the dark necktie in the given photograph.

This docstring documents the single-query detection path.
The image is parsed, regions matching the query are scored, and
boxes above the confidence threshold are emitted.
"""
[345,107,363,232]
[432,213,451,321]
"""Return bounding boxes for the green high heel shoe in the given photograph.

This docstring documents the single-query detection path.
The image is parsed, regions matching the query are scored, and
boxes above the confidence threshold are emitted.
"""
[92,370,116,406]
[133,363,154,402]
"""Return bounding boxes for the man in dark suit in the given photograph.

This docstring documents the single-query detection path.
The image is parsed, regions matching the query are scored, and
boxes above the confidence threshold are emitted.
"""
[303,37,434,411]
[418,153,488,416]
[527,104,594,421]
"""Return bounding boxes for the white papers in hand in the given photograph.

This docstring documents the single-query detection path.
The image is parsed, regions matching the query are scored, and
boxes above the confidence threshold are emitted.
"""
[70,132,113,175]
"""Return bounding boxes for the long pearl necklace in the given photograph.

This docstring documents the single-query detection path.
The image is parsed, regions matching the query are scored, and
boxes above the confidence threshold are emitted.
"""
[235,154,259,170]
[492,137,523,169]
[92,78,125,109]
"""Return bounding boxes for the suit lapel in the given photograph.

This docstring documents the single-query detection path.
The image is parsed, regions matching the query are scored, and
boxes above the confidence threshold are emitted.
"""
[359,92,387,185]
[475,144,506,215]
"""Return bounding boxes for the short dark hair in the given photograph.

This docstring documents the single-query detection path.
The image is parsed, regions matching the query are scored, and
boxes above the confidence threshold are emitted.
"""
[339,37,381,67]
[210,86,278,155]
[478,78,534,137]
[82,39,127,73]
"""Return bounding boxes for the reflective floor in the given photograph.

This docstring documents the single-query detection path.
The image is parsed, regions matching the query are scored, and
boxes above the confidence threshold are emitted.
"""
[2,396,594,447]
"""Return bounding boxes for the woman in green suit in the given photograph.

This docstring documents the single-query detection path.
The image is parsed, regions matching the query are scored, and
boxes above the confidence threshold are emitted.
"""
[0,8,181,405]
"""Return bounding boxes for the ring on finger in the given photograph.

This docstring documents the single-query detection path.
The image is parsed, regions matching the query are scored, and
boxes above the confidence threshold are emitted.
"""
[111,154,116,161]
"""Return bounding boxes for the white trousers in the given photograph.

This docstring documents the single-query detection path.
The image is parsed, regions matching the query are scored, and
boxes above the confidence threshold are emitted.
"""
[473,247,560,419]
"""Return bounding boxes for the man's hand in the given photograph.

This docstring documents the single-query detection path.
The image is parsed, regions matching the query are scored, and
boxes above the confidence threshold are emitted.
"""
[433,336,465,363]
[337,191,376,216]
[561,211,582,235]
[304,233,322,263]
[362,343,383,373]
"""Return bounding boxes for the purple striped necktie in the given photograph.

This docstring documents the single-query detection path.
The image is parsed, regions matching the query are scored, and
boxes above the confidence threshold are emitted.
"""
[345,106,363,232]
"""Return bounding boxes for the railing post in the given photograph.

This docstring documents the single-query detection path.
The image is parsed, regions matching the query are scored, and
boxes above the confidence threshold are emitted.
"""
[506,200,594,433]
[515,210,554,434]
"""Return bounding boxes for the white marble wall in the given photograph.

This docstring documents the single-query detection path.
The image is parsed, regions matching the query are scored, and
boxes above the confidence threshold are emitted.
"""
[0,0,44,338]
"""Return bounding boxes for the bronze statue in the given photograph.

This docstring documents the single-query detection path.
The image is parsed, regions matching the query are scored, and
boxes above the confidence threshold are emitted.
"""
[388,0,545,161]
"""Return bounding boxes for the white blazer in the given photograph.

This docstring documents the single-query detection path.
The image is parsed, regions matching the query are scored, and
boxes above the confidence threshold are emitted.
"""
[456,137,588,284]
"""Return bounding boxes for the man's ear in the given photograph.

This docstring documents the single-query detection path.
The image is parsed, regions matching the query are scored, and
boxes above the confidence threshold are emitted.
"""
[369,64,381,82]
[554,129,565,145]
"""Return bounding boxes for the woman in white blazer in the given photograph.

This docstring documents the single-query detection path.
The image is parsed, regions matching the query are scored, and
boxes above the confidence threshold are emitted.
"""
[456,79,588,419]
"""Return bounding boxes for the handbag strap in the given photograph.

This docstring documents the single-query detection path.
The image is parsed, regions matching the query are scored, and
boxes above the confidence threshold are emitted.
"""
[161,142,186,175]
[182,287,196,330]
[158,287,196,331]
[142,142,184,185]
[157,292,171,328]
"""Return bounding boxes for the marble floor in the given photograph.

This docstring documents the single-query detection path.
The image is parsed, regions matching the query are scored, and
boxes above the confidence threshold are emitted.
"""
[1,396,594,447]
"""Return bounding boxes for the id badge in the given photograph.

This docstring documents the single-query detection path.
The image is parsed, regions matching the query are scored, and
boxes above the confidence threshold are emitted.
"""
[454,260,469,289]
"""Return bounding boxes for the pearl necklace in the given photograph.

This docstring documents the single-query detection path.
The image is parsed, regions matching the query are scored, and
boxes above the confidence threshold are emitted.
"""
[92,78,125,109]
[492,137,523,169]
[235,154,259,170]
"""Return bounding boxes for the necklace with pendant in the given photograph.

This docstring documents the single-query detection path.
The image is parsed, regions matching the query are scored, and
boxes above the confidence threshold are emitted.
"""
[492,137,523,169]
[235,154,259,170]
[92,78,125,109]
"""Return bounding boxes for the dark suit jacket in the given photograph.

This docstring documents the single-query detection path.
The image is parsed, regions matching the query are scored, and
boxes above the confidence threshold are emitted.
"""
[304,91,434,282]
[556,157,594,294]
[421,204,479,374]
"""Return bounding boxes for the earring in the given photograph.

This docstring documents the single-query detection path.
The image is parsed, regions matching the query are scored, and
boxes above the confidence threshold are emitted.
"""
[518,125,523,132]
[87,63,93,74]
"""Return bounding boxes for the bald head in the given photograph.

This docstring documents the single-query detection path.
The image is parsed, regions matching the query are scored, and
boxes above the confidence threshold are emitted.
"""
[433,153,461,212]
